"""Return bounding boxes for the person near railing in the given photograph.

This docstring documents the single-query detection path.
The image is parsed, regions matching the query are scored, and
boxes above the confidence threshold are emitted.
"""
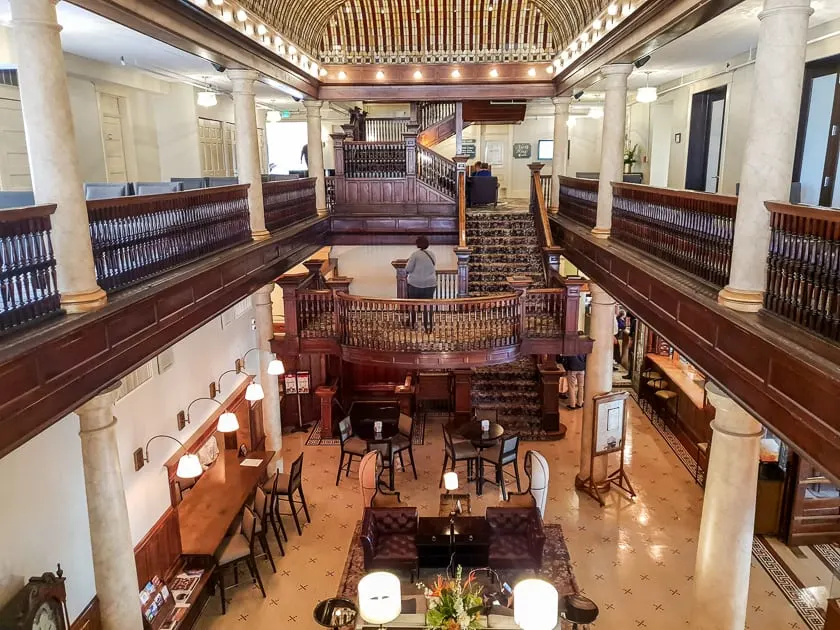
[558,354,586,410]
[473,162,492,177]
[405,235,437,333]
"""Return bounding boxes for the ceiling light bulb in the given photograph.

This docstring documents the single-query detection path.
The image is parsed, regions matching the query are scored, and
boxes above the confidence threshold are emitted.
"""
[257,24,267,35]
[274,35,283,46]
[546,65,554,74]
[581,32,589,43]
[338,70,347,79]
[236,9,247,21]
[413,70,422,79]
[451,69,461,78]
[593,18,603,29]
[607,3,619,15]
[288,45,297,54]
[489,68,499,78]
[376,70,385,79]
[527,67,536,77]
[319,68,328,76]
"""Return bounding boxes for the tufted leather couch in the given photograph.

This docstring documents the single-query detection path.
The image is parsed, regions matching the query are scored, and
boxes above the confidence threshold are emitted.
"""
[360,507,419,579]
[486,507,545,570]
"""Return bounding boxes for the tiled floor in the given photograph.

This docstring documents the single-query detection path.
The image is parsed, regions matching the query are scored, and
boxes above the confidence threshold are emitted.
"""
[196,400,807,629]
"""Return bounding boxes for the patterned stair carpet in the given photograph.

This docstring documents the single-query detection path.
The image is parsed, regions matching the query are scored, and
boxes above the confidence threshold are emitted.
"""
[472,358,553,441]
[466,209,546,296]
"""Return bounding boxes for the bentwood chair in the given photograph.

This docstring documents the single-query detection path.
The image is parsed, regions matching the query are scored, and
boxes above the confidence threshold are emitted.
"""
[391,413,418,480]
[479,435,521,500]
[440,426,478,489]
[252,488,278,572]
[273,453,312,536]
[359,450,401,511]
[506,450,550,518]
[261,470,289,545]
[214,506,266,614]
[337,417,368,485]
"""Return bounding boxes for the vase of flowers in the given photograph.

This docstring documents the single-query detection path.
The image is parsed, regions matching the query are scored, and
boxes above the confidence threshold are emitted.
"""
[418,566,484,630]
[624,143,639,174]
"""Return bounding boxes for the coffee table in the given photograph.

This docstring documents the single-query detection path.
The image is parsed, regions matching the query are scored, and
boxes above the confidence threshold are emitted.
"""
[439,493,472,517]
[416,516,491,569]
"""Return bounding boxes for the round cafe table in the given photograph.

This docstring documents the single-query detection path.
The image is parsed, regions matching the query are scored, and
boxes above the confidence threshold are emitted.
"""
[355,422,400,490]
[459,421,505,448]
[313,597,357,629]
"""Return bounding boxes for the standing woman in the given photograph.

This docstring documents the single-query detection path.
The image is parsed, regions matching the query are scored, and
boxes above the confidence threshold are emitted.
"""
[405,236,437,332]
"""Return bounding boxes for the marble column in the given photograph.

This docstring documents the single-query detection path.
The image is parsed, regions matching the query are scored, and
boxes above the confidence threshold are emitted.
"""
[303,100,327,213]
[718,0,813,312]
[593,64,633,239]
[254,284,283,473]
[575,283,615,488]
[76,384,143,630]
[550,97,571,212]
[227,69,268,240]
[690,384,763,630]
[9,0,106,313]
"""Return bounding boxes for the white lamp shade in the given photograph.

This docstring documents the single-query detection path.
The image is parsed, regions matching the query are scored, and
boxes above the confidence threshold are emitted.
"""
[267,358,285,375]
[443,471,459,491]
[196,91,217,108]
[636,86,658,103]
[266,110,282,123]
[176,454,203,479]
[217,411,239,433]
[245,383,265,401]
[358,572,401,625]
[513,579,558,630]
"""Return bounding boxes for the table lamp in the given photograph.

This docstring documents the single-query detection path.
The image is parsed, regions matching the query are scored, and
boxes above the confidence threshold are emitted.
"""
[513,579,558,630]
[358,572,401,628]
[443,471,459,493]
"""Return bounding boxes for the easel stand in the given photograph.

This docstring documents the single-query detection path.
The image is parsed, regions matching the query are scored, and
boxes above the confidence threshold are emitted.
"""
[578,391,637,507]
[290,390,310,433]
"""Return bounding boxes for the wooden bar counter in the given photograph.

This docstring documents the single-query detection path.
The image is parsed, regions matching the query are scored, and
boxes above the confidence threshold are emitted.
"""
[178,449,273,557]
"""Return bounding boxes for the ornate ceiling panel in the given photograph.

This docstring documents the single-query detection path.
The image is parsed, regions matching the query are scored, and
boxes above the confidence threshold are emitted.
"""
[235,0,609,63]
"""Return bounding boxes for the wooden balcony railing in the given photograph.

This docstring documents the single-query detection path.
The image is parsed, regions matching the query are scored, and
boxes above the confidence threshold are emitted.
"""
[765,201,840,342]
[262,178,317,231]
[344,141,407,178]
[0,204,61,335]
[524,289,565,337]
[557,176,598,227]
[297,289,336,338]
[417,145,456,198]
[325,176,336,213]
[540,174,552,210]
[417,102,455,131]
[365,117,410,142]
[87,184,251,293]
[612,183,737,288]
[392,259,459,299]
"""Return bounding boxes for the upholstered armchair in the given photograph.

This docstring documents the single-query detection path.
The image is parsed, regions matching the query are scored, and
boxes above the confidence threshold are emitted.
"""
[360,507,419,579]
[467,176,499,207]
[506,450,550,518]
[486,507,545,571]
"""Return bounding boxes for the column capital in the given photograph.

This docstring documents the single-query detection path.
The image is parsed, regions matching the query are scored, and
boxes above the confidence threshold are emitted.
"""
[705,382,763,438]
[254,283,274,305]
[552,96,571,110]
[76,382,121,418]
[600,63,634,89]
[303,99,324,111]
[601,63,634,76]
[759,0,813,21]
[226,68,259,93]
[588,282,616,306]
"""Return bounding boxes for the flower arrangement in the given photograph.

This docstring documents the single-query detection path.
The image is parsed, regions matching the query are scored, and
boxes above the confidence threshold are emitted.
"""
[623,143,639,168]
[418,566,484,630]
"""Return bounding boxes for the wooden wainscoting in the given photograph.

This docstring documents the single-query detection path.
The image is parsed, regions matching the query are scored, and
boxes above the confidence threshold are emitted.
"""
[70,596,101,630]
[134,507,182,589]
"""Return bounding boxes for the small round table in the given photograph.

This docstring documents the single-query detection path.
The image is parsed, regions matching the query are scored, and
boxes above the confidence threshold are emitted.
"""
[356,422,400,489]
[313,598,357,629]
[459,421,504,448]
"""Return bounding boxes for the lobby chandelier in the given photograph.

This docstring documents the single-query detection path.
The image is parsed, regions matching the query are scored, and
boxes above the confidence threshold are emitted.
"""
[636,72,658,103]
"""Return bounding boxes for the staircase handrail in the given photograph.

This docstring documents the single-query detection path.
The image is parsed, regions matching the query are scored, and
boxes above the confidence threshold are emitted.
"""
[527,163,553,249]
[416,102,456,131]
[417,145,457,198]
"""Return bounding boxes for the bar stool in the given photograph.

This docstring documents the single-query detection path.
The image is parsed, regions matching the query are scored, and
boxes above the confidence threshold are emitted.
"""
[654,389,678,426]
[560,594,598,629]
[642,369,662,381]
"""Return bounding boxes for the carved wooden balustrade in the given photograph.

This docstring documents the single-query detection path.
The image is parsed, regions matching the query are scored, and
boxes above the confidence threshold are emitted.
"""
[343,141,407,178]
[765,201,840,342]
[262,178,317,230]
[325,176,335,213]
[557,176,598,227]
[392,259,459,299]
[528,163,562,278]
[417,102,455,131]
[365,117,410,142]
[417,145,456,198]
[0,204,61,335]
[87,184,251,293]
[611,183,737,288]
[540,174,552,210]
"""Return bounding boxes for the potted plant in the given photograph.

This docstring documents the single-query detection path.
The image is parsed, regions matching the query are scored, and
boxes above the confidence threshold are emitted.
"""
[623,143,639,174]
[418,567,484,630]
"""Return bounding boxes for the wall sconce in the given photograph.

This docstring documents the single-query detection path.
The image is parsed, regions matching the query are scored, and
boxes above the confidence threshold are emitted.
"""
[182,397,240,433]
[135,435,203,478]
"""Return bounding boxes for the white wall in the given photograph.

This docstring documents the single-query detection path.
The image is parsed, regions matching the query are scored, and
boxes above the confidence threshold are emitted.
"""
[0,303,257,620]
[330,245,457,297]
[154,83,203,180]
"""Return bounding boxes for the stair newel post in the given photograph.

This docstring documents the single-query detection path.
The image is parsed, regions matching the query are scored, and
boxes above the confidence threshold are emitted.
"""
[331,132,347,208]
[453,368,473,424]
[538,360,565,436]
[404,124,419,176]
[453,154,471,297]
[543,246,564,285]
[392,259,408,298]
[561,277,586,336]
[275,273,308,355]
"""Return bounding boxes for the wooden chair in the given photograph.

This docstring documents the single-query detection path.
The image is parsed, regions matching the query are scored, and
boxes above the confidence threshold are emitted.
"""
[359,450,401,509]
[273,453,312,536]
[261,470,289,546]
[336,417,368,485]
[213,506,266,614]
[439,426,478,489]
[479,435,521,500]
[252,488,278,572]
[391,413,418,479]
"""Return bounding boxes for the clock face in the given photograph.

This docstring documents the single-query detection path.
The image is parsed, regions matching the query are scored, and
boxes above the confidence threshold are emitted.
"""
[32,602,60,630]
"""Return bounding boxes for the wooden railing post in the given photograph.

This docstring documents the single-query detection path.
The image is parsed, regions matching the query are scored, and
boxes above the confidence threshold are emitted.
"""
[454,248,471,298]
[528,162,553,248]
[404,124,419,176]
[453,368,473,424]
[561,277,585,335]
[453,154,471,297]
[315,380,339,437]
[331,132,346,209]
[538,360,565,436]
[392,259,408,298]
[325,275,352,294]
[274,273,308,354]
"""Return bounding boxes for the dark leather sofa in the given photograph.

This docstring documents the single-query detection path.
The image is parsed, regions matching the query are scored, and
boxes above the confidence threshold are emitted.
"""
[486,507,545,570]
[360,507,419,579]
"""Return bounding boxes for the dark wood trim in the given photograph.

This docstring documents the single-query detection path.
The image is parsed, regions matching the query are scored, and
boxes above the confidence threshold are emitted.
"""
[330,215,458,245]
[551,214,840,484]
[70,596,101,630]
[134,507,182,590]
[319,82,554,102]
[0,217,328,460]
[321,62,553,86]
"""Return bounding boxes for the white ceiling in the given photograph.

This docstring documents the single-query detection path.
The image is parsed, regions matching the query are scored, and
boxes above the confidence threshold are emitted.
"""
[624,0,840,89]
[0,1,294,103]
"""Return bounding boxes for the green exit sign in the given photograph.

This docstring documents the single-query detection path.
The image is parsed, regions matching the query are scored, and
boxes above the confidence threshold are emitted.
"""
[282,110,291,118]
